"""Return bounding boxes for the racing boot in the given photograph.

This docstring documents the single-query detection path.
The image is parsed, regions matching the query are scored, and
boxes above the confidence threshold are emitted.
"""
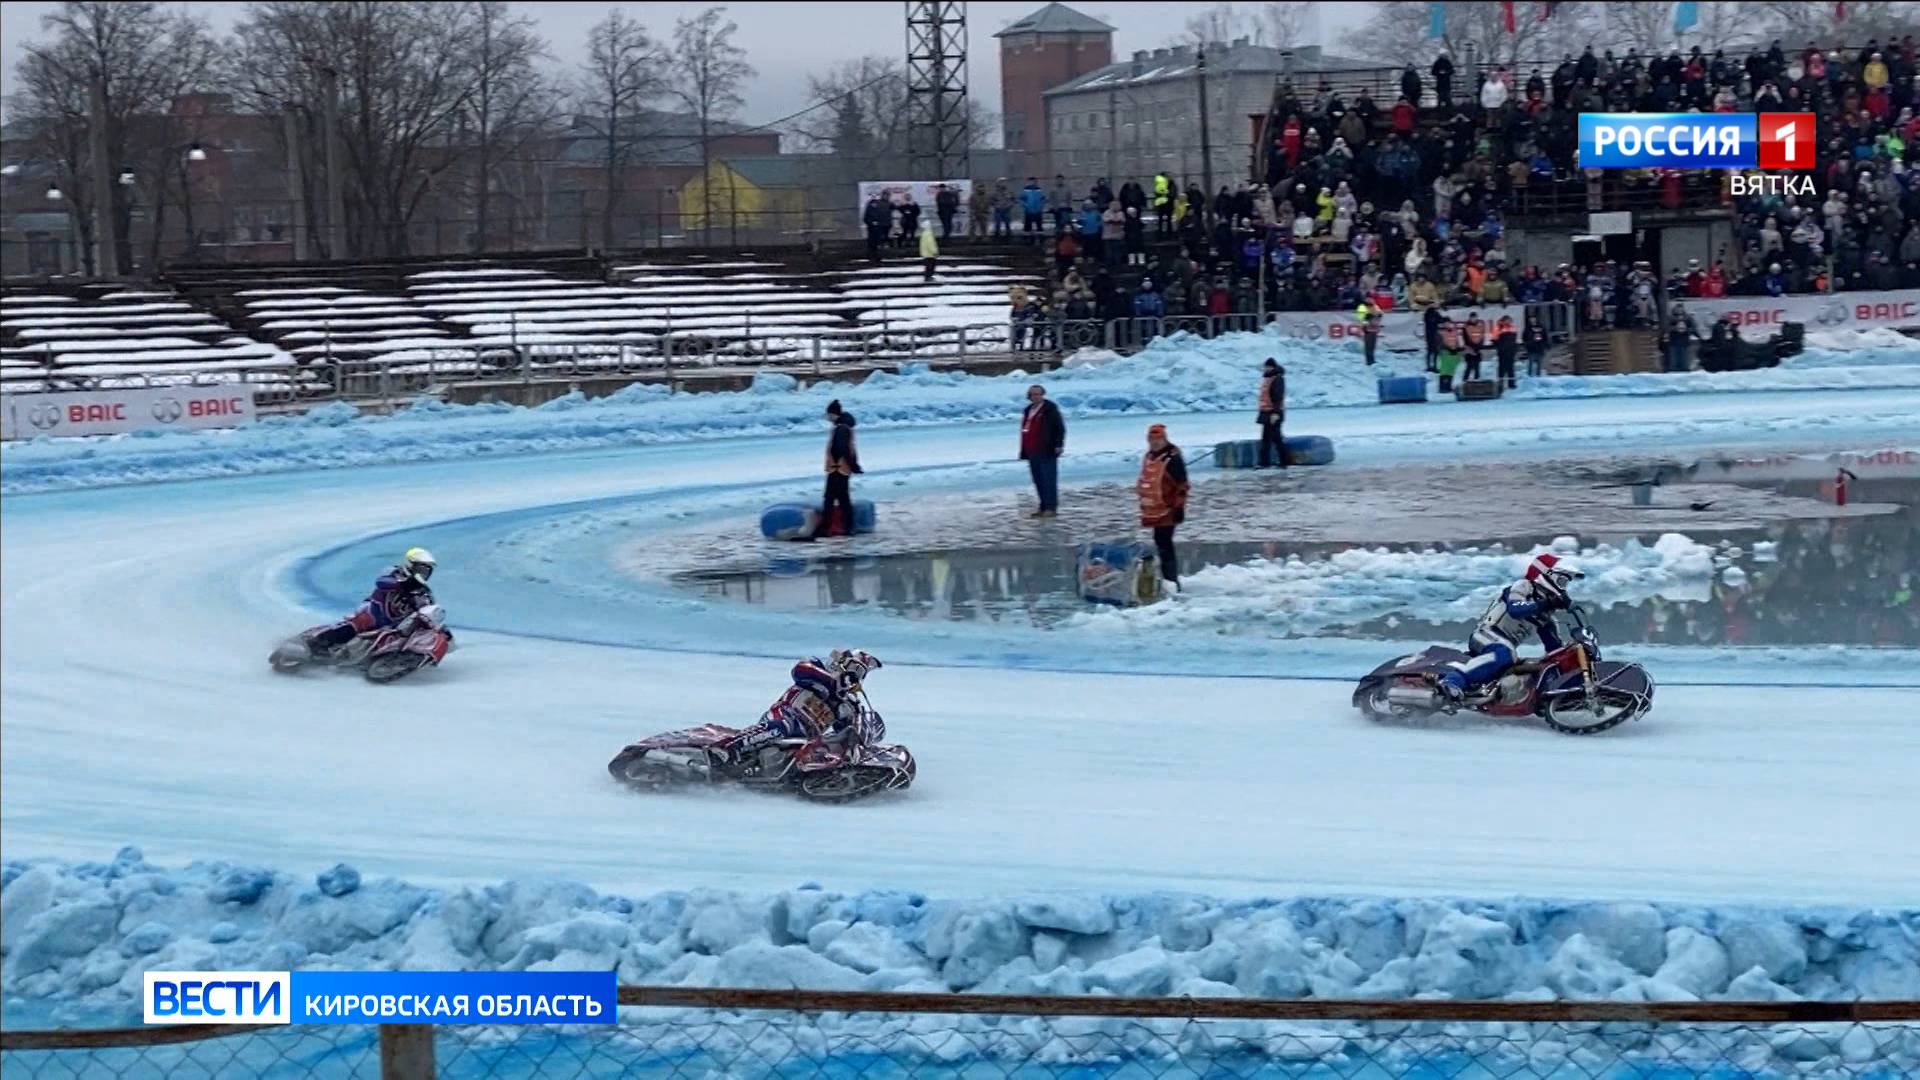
[1432,673,1466,714]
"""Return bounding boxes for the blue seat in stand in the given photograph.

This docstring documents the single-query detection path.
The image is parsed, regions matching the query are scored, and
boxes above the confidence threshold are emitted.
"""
[1377,374,1430,404]
[760,500,877,540]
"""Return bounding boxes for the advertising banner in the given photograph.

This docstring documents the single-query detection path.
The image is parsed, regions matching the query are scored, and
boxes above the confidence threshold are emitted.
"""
[0,385,256,441]
[855,179,974,236]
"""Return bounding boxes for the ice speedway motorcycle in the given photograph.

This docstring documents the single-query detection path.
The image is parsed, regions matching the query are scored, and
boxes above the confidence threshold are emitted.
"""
[269,605,454,684]
[608,693,915,803]
[1353,605,1654,735]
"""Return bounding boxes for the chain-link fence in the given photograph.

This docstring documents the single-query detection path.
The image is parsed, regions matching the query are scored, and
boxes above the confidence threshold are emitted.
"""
[5,990,1917,1080]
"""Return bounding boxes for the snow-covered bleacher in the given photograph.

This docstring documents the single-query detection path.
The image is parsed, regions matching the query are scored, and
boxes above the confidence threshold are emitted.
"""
[0,288,296,393]
[4,247,1045,400]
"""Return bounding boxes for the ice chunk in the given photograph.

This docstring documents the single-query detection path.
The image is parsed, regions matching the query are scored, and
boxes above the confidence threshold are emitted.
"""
[1085,944,1173,996]
[1546,903,1667,974]
[1546,933,1638,998]
[208,866,275,906]
[316,864,361,898]
[1653,926,1730,997]
[1719,917,1808,983]
[821,922,925,975]
[118,922,173,957]
[1013,895,1114,936]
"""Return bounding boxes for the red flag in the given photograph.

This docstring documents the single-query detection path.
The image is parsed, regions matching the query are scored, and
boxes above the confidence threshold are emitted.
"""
[1501,0,1517,32]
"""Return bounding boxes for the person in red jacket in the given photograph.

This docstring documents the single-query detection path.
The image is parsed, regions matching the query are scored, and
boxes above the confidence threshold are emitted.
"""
[1281,115,1303,171]
[1137,424,1190,590]
[1018,384,1066,517]
[1391,96,1416,136]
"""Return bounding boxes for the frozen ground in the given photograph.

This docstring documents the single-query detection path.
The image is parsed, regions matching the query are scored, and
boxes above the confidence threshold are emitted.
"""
[4,331,1919,1040]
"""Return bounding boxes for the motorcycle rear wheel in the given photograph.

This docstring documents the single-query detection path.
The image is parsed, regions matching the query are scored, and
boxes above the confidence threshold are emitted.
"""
[1358,684,1416,720]
[364,652,429,683]
[1543,690,1641,735]
[798,766,903,804]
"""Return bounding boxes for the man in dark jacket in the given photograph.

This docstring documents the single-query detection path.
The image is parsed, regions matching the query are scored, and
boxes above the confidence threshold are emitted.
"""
[1018,384,1066,517]
[935,183,961,239]
[817,400,862,538]
[862,194,892,264]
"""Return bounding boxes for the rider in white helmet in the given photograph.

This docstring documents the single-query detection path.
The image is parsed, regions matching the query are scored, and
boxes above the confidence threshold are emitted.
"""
[711,649,882,771]
[306,547,438,656]
[1437,552,1581,707]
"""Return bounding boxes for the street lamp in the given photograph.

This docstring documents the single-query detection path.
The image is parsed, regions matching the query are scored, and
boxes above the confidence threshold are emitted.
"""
[118,167,136,186]
[186,143,208,162]
[45,183,63,201]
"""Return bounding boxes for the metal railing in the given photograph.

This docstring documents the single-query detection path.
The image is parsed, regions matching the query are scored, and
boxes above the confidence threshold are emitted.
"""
[4,989,1915,1079]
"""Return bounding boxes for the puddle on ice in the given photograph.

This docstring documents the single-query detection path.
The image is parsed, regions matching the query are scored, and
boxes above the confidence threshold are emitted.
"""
[676,454,1918,649]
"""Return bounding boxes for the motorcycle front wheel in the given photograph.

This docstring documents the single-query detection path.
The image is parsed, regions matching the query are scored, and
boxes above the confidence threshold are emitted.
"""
[797,766,903,804]
[1542,690,1642,735]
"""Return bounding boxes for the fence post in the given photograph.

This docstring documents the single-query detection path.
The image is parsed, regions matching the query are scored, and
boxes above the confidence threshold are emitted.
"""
[379,1023,434,1080]
[812,335,822,376]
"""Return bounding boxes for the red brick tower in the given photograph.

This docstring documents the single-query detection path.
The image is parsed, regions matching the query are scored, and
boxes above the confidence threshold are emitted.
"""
[995,3,1115,161]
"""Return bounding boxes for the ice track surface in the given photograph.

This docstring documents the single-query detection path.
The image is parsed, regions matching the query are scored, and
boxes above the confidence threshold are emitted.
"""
[4,391,1919,907]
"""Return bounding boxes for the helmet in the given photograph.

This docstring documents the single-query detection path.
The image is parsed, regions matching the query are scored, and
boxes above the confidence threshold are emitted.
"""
[402,547,436,585]
[1524,553,1582,603]
[828,648,882,689]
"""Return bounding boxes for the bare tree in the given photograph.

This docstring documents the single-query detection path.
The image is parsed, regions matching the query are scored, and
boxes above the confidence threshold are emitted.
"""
[465,0,553,252]
[1746,0,1918,48]
[1341,0,1597,72]
[1605,1,1756,56]
[669,7,755,245]
[231,2,488,258]
[578,9,664,247]
[1178,2,1250,46]
[15,1,221,275]
[793,56,996,158]
[1250,2,1311,49]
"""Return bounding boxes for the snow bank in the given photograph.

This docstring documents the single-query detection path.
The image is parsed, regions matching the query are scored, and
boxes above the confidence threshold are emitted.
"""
[1074,534,1717,638]
[6,849,1916,1028]
[7,325,1920,494]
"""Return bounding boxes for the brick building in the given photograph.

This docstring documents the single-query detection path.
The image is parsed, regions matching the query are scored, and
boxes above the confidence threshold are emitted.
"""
[995,3,1114,158]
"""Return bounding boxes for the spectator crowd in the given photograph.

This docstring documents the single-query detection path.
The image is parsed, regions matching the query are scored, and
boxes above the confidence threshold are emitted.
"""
[969,34,1920,352]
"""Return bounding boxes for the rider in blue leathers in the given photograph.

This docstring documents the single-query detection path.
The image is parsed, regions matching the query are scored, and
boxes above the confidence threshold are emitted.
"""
[306,547,437,656]
[1437,553,1581,707]
[712,649,882,770]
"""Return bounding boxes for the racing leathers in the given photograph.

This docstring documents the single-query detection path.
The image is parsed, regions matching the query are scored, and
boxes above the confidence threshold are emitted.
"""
[310,568,435,652]
[715,658,861,769]
[1438,578,1566,698]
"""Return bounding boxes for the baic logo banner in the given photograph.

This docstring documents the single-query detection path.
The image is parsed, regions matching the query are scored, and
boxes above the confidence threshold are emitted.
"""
[0,385,256,441]
[143,970,618,1025]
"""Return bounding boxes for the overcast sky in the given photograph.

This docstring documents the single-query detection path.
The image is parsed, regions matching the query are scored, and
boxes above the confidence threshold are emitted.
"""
[0,1,1365,129]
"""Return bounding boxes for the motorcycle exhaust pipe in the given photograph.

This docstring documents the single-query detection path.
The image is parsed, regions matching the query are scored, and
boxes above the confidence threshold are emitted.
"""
[1387,684,1441,710]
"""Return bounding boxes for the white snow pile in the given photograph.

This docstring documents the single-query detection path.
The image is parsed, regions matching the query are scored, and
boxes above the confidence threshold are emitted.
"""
[5,851,1917,1072]
[1802,327,1919,353]
[7,324,1920,495]
[1075,534,1716,638]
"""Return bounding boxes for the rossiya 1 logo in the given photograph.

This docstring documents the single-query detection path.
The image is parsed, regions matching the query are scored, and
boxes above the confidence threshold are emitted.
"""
[1578,112,1815,194]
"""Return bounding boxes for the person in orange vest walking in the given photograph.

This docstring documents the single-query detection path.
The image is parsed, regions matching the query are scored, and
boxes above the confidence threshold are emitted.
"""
[1137,423,1190,591]
[1257,358,1287,469]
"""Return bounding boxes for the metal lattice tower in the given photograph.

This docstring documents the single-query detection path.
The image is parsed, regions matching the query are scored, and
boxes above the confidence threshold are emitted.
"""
[905,1,969,180]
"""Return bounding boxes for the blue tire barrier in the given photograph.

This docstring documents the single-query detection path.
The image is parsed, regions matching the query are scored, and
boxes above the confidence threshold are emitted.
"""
[1213,439,1262,469]
[1283,435,1336,467]
[761,499,877,540]
[760,503,819,540]
[1076,540,1161,606]
[1377,374,1430,404]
